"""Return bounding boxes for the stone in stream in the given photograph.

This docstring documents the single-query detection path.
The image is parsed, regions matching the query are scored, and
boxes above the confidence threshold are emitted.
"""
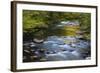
[45,51,83,61]
[59,44,75,51]
[23,35,90,62]
[43,41,62,52]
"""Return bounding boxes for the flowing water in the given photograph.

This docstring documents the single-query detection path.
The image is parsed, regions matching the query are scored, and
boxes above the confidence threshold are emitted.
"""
[23,22,90,62]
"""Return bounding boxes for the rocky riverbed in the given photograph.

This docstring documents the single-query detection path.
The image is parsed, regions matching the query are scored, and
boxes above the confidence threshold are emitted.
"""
[23,36,90,62]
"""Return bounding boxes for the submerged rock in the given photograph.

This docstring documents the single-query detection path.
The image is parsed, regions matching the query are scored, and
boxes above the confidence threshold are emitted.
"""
[23,35,90,62]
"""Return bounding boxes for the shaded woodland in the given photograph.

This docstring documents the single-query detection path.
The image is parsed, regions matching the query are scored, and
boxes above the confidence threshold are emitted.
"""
[23,10,91,41]
[23,10,91,62]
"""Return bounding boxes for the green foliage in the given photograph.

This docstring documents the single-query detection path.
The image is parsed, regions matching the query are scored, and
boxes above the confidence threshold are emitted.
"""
[23,10,91,40]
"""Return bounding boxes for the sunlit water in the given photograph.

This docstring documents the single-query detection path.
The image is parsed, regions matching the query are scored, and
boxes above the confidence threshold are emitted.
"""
[23,22,91,62]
